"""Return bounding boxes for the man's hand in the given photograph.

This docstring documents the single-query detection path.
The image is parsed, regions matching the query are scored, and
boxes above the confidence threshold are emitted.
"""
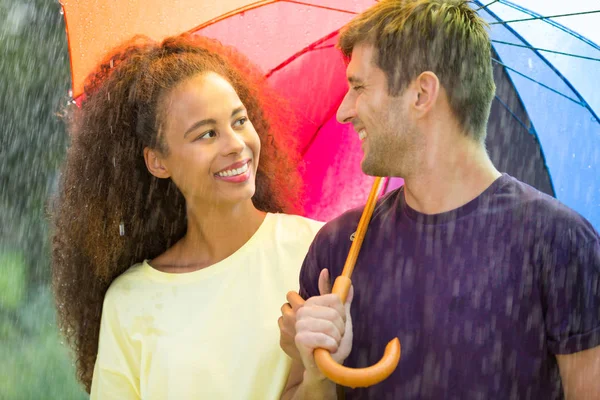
[295,268,354,382]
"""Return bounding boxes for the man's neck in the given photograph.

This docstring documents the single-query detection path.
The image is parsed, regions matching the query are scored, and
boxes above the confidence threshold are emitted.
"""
[403,139,501,215]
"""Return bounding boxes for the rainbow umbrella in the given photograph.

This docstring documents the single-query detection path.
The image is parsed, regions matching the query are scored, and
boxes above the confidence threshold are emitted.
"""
[61,0,600,226]
[61,0,380,222]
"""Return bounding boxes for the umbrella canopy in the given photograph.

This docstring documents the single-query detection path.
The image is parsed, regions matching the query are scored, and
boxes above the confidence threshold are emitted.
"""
[475,0,600,228]
[61,0,600,226]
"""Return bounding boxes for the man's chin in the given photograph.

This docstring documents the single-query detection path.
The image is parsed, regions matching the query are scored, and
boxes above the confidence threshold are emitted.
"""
[360,157,386,177]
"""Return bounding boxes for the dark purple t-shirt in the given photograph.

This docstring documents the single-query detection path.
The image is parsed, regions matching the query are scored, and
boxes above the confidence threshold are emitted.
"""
[300,174,600,400]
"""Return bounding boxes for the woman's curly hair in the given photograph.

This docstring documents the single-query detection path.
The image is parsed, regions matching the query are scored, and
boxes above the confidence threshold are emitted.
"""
[50,33,302,392]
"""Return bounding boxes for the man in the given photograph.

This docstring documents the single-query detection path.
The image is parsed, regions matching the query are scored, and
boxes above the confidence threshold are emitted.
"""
[279,0,600,399]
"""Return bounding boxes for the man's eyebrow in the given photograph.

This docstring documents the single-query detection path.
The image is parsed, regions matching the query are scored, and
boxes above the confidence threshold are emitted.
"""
[347,76,364,85]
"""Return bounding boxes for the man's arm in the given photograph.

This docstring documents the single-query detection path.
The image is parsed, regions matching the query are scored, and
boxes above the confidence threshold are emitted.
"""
[557,346,600,400]
[280,269,353,400]
[280,360,337,400]
[544,233,600,400]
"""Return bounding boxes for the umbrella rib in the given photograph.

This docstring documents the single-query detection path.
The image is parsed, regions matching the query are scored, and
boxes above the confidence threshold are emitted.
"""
[491,58,585,106]
[266,30,341,78]
[493,94,556,198]
[186,0,277,32]
[280,0,358,14]
[311,44,336,51]
[489,10,600,25]
[491,40,600,62]
[493,95,532,134]
[475,0,500,12]
[495,1,600,51]
[299,90,348,156]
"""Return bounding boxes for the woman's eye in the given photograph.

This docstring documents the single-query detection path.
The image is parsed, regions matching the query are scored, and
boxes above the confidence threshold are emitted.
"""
[196,130,216,140]
[353,85,364,91]
[233,117,248,127]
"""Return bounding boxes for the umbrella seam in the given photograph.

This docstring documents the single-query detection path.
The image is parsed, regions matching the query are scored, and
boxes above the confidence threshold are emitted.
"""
[493,94,556,197]
[489,10,600,28]
[493,95,531,134]
[280,0,358,15]
[477,0,600,124]
[186,0,278,34]
[491,59,585,106]
[299,90,347,157]
[485,40,557,199]
[491,40,600,62]
[266,29,341,78]
[498,0,600,51]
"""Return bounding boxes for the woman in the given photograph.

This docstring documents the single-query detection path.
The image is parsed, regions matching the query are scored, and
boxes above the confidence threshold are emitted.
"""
[51,34,323,399]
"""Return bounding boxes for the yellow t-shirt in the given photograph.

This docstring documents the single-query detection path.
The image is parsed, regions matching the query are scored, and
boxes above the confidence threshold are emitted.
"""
[90,213,324,400]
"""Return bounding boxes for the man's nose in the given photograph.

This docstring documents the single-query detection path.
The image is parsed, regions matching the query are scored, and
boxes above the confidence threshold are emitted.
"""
[336,90,356,125]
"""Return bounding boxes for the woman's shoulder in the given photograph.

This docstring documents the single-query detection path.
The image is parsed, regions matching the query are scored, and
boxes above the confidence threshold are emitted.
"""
[269,213,325,236]
[260,213,325,253]
[103,262,151,303]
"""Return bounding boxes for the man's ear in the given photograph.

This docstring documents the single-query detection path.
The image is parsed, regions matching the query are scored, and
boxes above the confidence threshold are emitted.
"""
[143,147,171,179]
[412,71,440,116]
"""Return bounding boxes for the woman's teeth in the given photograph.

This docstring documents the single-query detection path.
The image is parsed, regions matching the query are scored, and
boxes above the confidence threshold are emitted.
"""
[358,129,367,141]
[217,162,249,177]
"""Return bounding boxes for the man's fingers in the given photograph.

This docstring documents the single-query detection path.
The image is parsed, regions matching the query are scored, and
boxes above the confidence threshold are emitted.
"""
[304,293,346,321]
[296,316,343,343]
[318,268,332,296]
[295,331,340,355]
[346,285,354,306]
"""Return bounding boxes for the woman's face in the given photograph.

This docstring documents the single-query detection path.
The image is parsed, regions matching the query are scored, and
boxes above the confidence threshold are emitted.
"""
[145,72,261,209]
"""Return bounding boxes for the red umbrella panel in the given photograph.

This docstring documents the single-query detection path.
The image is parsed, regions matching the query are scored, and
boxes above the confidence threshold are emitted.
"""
[61,0,400,221]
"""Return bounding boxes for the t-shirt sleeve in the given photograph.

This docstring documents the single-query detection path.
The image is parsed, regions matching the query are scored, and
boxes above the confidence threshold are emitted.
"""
[90,288,141,400]
[544,237,600,354]
[299,235,324,300]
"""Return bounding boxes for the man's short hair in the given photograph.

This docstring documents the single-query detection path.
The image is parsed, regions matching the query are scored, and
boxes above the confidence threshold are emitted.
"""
[339,0,496,141]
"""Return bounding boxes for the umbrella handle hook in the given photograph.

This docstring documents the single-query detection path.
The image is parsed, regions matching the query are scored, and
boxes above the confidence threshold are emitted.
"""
[313,177,401,388]
[314,275,401,388]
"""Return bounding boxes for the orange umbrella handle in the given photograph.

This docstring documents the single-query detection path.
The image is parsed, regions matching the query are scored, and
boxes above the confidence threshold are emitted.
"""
[314,177,401,387]
[314,336,401,388]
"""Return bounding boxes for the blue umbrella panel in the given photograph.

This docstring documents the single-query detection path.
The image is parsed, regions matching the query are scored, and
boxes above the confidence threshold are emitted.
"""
[474,0,600,228]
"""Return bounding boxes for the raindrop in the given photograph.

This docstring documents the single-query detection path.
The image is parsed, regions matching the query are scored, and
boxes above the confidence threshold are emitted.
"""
[119,222,125,236]
[59,8,64,15]
[68,89,73,98]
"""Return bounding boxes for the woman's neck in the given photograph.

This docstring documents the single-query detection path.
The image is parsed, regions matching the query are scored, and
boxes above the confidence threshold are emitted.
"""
[151,199,266,272]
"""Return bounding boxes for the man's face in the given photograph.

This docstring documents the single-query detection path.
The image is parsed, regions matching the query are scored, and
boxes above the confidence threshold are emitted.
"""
[337,43,420,177]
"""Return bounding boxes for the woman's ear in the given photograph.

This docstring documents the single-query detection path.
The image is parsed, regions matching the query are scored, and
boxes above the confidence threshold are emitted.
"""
[143,147,171,179]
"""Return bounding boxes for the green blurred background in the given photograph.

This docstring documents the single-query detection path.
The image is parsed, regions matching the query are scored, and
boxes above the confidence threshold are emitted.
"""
[1,0,87,398]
